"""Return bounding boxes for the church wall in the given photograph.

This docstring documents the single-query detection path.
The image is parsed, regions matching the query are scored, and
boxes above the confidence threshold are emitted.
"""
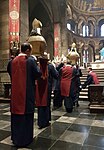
[0,0,9,59]
[0,1,10,85]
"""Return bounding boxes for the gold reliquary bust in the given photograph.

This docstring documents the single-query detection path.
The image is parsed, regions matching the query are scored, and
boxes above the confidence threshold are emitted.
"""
[67,43,79,65]
[28,18,47,57]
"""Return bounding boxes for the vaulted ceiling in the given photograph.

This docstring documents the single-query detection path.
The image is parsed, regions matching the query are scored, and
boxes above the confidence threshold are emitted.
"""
[28,0,66,29]
[72,0,104,12]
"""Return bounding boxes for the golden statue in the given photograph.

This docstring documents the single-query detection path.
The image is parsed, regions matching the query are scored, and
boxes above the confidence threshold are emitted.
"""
[67,43,79,65]
[28,18,47,57]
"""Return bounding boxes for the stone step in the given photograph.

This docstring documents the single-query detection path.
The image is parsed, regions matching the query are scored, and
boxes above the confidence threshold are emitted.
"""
[81,77,104,81]
[81,88,88,91]
[81,83,104,85]
[81,80,104,82]
[0,97,10,103]
[90,105,104,113]
[82,71,104,74]
[80,91,88,95]
[82,75,104,78]
[82,73,104,75]
[79,95,88,100]
[81,69,104,71]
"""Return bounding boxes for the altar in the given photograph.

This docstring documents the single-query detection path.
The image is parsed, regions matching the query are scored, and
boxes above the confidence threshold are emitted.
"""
[90,61,104,69]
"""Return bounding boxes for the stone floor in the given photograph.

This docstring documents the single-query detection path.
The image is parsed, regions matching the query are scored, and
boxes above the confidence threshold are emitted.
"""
[0,101,104,150]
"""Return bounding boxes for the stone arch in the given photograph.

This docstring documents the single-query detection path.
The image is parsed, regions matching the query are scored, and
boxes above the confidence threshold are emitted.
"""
[99,40,104,49]
[67,19,76,32]
[97,16,104,25]
[78,16,87,24]
[28,1,54,58]
[29,1,53,30]
[73,13,77,21]
[87,16,96,25]
[66,4,72,19]
[78,17,86,35]
[98,18,104,36]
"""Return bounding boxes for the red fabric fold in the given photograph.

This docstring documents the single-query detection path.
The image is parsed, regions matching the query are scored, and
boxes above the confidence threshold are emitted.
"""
[35,58,48,106]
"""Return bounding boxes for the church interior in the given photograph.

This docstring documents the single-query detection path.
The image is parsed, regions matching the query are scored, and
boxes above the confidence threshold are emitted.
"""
[0,0,104,149]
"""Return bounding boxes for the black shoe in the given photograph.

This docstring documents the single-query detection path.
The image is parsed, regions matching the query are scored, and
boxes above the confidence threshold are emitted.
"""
[38,123,51,129]
[38,126,44,129]
[52,106,57,110]
[73,102,75,107]
[76,102,79,107]
[66,108,73,113]
[46,122,51,127]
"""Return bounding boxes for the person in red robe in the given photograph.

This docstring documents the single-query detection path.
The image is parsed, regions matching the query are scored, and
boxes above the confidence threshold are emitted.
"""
[35,58,58,129]
[7,43,42,147]
[60,61,77,113]
[82,67,99,106]
[82,67,99,89]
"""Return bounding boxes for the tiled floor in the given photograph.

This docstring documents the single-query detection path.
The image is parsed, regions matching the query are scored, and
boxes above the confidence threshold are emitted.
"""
[0,101,104,150]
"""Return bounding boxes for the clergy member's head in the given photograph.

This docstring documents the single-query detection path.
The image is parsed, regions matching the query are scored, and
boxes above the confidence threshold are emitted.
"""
[21,43,32,56]
[88,67,92,73]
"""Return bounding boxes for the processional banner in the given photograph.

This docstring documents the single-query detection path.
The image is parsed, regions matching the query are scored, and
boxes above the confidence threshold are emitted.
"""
[9,0,20,42]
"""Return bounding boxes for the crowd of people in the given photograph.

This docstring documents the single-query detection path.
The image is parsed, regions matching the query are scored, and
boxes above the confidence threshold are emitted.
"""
[7,42,100,147]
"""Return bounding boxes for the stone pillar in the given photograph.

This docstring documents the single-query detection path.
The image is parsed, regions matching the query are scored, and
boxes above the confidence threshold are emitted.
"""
[96,24,99,36]
[54,23,61,57]
[75,23,78,34]
[53,4,68,57]
[0,0,9,59]
[60,9,68,56]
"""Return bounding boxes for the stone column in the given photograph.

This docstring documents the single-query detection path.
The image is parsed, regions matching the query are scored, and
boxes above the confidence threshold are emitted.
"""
[60,8,68,56]
[96,24,99,36]
[54,23,61,57]
[0,0,9,59]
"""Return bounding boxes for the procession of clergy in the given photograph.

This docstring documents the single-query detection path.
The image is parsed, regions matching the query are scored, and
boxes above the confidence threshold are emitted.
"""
[7,42,99,147]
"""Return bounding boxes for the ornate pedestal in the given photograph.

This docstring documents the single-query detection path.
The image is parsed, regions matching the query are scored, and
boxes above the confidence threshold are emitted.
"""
[89,84,104,113]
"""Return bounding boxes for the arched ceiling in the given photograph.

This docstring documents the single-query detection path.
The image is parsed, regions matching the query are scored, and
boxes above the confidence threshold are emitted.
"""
[28,0,66,29]
[28,0,52,29]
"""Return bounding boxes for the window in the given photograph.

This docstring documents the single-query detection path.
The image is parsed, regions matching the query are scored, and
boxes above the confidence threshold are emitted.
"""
[67,23,71,30]
[83,25,89,37]
[101,24,104,36]
[83,25,86,37]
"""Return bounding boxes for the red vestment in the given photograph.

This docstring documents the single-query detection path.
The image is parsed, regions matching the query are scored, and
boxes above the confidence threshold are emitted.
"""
[11,56,26,114]
[89,72,99,84]
[60,65,73,97]
[35,58,48,106]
